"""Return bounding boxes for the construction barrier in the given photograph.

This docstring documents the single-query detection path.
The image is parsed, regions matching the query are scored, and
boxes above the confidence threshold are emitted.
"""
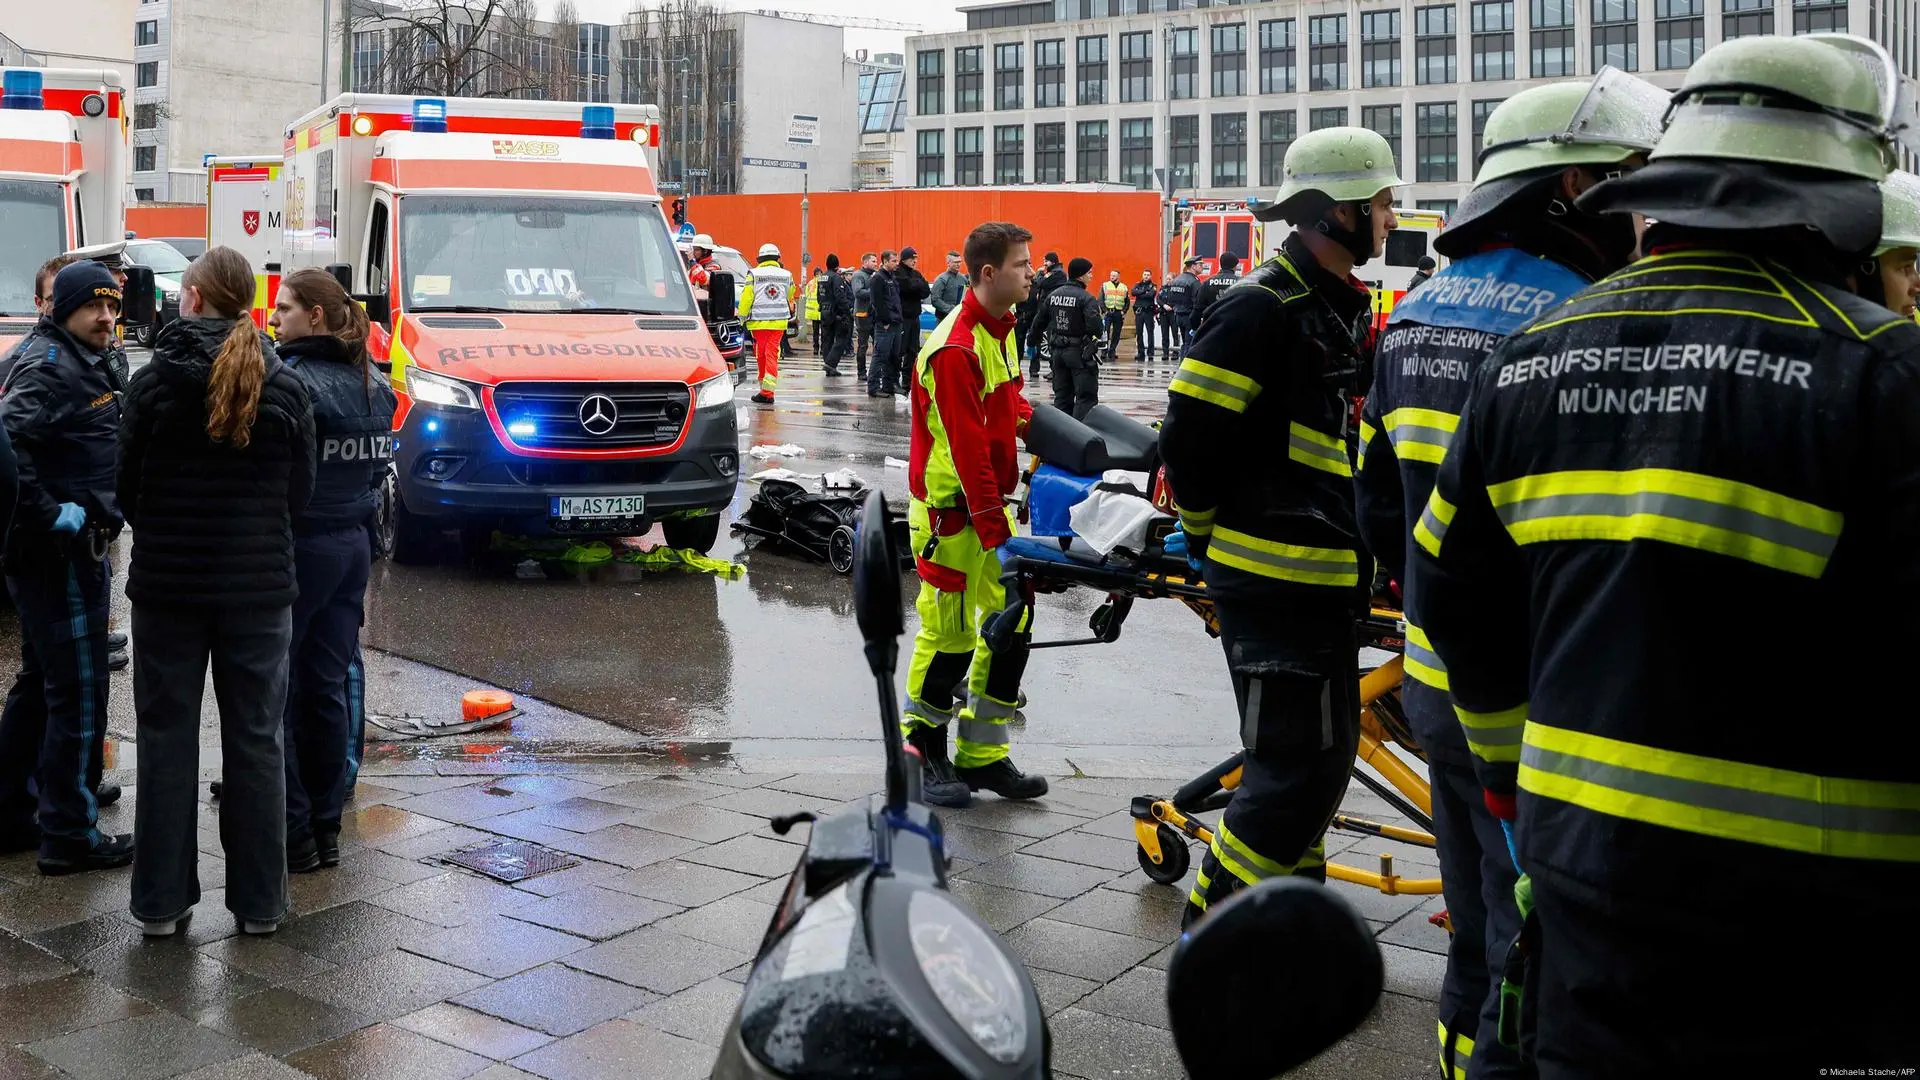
[127,203,207,239]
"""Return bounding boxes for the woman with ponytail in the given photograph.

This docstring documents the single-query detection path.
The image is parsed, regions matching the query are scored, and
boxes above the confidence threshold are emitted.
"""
[267,269,395,873]
[118,246,315,937]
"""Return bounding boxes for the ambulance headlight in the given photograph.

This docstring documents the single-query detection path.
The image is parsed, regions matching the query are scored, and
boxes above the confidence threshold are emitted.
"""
[407,368,481,410]
[693,373,733,410]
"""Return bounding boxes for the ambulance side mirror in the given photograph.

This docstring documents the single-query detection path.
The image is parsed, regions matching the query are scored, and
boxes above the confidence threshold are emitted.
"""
[325,263,353,294]
[356,291,391,328]
[120,266,157,329]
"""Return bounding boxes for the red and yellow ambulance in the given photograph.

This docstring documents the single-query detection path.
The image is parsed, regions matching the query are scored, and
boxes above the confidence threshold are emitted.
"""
[205,154,284,328]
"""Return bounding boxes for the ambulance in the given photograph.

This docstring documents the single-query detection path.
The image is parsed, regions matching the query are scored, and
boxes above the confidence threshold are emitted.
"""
[204,154,284,327]
[280,93,742,562]
[0,68,141,355]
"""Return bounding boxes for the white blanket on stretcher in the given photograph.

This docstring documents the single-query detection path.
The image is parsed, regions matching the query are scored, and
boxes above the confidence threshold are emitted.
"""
[1067,470,1172,556]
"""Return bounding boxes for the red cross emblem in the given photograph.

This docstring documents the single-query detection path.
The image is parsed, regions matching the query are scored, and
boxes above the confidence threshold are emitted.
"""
[242,210,260,236]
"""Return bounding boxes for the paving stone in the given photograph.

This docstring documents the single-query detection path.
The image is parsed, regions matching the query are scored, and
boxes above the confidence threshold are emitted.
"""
[1076,966,1171,1029]
[684,771,795,790]
[1338,884,1434,926]
[1072,810,1148,842]
[696,786,833,821]
[0,889,97,936]
[391,785,549,826]
[533,824,701,870]
[1025,967,1100,1017]
[393,1003,555,1060]
[651,894,776,950]
[193,986,375,1057]
[22,864,138,914]
[938,822,1033,864]
[679,834,803,878]
[451,963,655,1037]
[0,972,153,1043]
[463,816,575,848]
[305,948,491,1021]
[348,848,450,885]
[1002,918,1162,983]
[1,926,82,984]
[1379,942,1447,1003]
[362,774,499,796]
[274,900,442,965]
[171,1052,316,1080]
[1376,903,1451,956]
[1044,886,1184,940]
[1024,784,1132,817]
[25,1011,249,1080]
[1021,831,1146,872]
[367,871,540,928]
[589,777,735,811]
[1350,990,1440,1055]
[1141,942,1178,971]
[1046,1007,1187,1080]
[621,977,743,1047]
[946,879,1065,932]
[598,860,763,907]
[195,935,335,986]
[505,859,629,899]
[0,1045,65,1080]
[286,865,407,916]
[504,886,679,941]
[635,803,767,844]
[510,1019,714,1080]
[466,1067,538,1080]
[486,798,636,835]
[948,802,1098,839]
[381,826,495,861]
[403,913,593,977]
[338,805,460,850]
[761,773,883,801]
[1100,861,1196,900]
[562,927,751,995]
[956,853,1118,899]
[76,937,267,1013]
[488,776,613,803]
[284,1022,491,1080]
[1287,1034,1436,1079]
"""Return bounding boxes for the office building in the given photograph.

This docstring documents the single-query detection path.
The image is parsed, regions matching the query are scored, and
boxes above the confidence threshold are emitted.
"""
[1,4,136,71]
[855,51,910,188]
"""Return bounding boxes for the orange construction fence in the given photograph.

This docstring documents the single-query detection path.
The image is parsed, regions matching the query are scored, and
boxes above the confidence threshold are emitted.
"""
[688,189,1166,284]
[127,203,207,240]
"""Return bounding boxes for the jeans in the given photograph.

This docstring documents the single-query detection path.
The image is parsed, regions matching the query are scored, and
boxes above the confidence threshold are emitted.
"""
[855,316,872,378]
[0,551,111,853]
[131,603,292,925]
[285,526,372,846]
[869,325,900,394]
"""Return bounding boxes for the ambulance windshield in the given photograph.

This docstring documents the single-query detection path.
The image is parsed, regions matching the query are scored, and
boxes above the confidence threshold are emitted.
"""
[398,195,697,316]
[0,180,66,317]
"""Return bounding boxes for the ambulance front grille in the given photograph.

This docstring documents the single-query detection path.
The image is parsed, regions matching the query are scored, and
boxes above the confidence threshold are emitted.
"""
[491,381,691,450]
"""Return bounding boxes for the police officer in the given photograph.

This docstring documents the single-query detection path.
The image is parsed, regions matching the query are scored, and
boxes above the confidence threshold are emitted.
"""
[269,268,397,872]
[1189,252,1242,337]
[1128,271,1158,361]
[1099,270,1128,361]
[1045,258,1105,419]
[1352,70,1667,1080]
[1859,170,1920,319]
[0,262,132,874]
[1158,257,1199,356]
[1022,252,1067,379]
[1411,35,1920,1076]
[1159,128,1400,927]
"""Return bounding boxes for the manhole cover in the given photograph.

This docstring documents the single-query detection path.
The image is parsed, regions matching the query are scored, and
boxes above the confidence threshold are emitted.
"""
[443,839,579,884]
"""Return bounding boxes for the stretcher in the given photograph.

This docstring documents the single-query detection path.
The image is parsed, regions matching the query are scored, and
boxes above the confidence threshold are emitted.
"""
[990,405,1443,900]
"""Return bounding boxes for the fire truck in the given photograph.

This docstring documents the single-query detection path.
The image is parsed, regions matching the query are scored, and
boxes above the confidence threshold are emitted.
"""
[205,154,284,327]
[0,68,152,355]
[279,93,743,562]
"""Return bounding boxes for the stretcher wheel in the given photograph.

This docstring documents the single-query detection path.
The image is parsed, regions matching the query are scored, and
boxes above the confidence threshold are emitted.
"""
[829,525,856,574]
[1137,824,1191,885]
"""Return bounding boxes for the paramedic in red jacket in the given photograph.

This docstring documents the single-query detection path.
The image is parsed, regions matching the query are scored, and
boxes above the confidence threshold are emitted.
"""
[901,221,1049,808]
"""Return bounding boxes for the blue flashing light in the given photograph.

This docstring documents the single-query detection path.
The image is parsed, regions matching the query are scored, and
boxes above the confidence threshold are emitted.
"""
[581,105,615,140]
[425,419,440,434]
[2,70,45,111]
[411,98,448,133]
[507,420,538,437]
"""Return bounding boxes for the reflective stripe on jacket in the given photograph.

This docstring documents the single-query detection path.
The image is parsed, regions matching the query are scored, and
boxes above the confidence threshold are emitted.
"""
[743,260,794,330]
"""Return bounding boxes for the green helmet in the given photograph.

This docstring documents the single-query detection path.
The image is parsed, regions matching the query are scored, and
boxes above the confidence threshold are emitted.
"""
[1879,170,1920,256]
[1255,127,1403,223]
[1475,68,1668,185]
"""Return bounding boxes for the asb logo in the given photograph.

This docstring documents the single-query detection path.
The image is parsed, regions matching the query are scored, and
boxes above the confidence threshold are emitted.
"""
[492,139,561,159]
[242,211,260,236]
[577,393,619,436]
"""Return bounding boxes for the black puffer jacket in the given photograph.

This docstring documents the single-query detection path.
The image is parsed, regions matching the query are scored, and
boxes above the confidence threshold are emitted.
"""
[277,335,395,537]
[117,317,315,608]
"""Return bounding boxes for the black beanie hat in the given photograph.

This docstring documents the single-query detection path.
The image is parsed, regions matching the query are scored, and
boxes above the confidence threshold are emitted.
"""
[51,261,121,325]
[826,253,840,270]
[1218,252,1240,271]
[1067,257,1094,280]
[1045,251,1060,266]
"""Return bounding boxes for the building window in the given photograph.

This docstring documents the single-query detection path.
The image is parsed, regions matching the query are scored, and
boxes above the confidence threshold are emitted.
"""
[135,20,158,46]
[1415,6,1457,85]
[135,188,155,202]
[135,61,158,89]
[995,43,1024,110]
[1310,106,1348,131]
[1036,39,1065,108]
[1415,102,1457,182]
[1120,31,1152,103]
[1722,0,1773,38]
[955,127,984,185]
[1593,1,1638,71]
[1170,115,1199,190]
[1417,198,1459,216]
[1259,19,1297,94]
[1655,0,1704,70]
[1212,24,1246,98]
[1361,10,1402,89]
[352,30,385,93]
[1036,122,1066,183]
[1529,1,1574,78]
[1793,0,1847,33]
[918,50,945,116]
[1363,104,1403,170]
[1309,15,1348,91]
[1121,117,1154,187]
[1078,119,1110,182]
[956,47,984,112]
[1212,112,1247,188]
[1259,110,1297,186]
[995,125,1025,183]
[1170,27,1198,101]
[576,24,610,102]
[1471,98,1502,177]
[917,130,944,186]
[134,103,158,130]
[1077,35,1108,105]
[134,145,157,172]
[1471,1,1515,81]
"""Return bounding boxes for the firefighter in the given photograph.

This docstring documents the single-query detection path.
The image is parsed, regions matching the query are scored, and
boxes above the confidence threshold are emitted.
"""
[1045,257,1105,419]
[1410,35,1920,1076]
[1129,271,1158,361]
[743,243,793,405]
[1099,269,1128,361]
[901,221,1048,808]
[1159,128,1400,928]
[1859,170,1920,319]
[1352,70,1668,1080]
[1159,257,1199,356]
[1189,251,1242,336]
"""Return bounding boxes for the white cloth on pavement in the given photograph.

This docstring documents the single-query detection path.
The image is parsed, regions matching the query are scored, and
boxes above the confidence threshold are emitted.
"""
[749,443,808,460]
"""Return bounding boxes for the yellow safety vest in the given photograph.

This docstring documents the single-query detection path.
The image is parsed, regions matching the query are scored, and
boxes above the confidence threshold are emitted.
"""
[1102,281,1128,311]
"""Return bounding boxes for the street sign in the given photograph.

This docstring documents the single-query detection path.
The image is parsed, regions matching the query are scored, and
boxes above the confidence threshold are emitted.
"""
[657,181,685,193]
[787,114,819,146]
[743,156,808,170]
[678,222,695,240]
[685,168,709,177]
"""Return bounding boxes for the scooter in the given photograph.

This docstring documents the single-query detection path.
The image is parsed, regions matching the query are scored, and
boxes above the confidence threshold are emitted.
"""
[714,490,1387,1080]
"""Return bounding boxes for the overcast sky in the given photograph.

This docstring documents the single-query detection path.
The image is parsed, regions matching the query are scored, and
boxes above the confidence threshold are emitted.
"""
[563,0,967,57]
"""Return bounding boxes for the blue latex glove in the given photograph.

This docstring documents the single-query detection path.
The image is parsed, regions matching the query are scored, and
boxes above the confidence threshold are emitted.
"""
[1163,525,1205,576]
[51,503,86,536]
[1499,819,1522,872]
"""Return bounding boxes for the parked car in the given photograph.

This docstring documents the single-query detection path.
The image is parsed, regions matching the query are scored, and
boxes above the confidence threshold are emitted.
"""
[151,236,207,261]
[122,238,188,346]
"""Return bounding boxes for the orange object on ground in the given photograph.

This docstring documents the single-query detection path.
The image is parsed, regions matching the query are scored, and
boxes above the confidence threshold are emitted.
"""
[752,327,781,396]
[461,689,515,721]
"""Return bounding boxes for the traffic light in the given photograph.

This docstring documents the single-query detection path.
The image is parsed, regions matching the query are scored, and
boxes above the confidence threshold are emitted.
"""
[671,199,686,227]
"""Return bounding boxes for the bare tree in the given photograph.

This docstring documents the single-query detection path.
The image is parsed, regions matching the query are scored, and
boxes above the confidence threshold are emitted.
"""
[622,0,742,193]
[349,0,550,98]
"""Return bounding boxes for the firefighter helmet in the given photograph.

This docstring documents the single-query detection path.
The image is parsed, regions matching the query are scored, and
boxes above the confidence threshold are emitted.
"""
[1877,170,1920,256]
[757,243,781,260]
[1255,127,1404,223]
[1474,68,1668,186]
[691,233,714,250]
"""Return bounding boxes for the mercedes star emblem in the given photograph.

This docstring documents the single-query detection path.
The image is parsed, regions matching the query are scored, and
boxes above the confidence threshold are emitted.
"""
[578,393,619,436]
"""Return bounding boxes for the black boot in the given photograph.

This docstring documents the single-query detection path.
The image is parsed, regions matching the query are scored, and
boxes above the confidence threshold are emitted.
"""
[315,824,342,868]
[957,757,1049,801]
[905,725,971,809]
[38,833,135,876]
[288,834,322,874]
